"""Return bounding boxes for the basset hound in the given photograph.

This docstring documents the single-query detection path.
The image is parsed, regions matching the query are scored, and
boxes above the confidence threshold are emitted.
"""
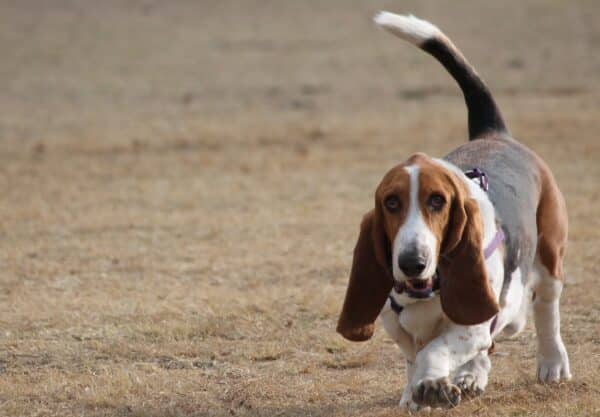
[336,12,571,411]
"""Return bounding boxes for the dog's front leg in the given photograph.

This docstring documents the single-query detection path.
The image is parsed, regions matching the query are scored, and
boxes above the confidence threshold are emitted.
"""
[411,323,492,409]
[398,360,418,411]
[380,303,424,411]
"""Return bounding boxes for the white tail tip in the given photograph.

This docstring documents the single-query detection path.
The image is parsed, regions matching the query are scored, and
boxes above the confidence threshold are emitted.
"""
[374,11,440,46]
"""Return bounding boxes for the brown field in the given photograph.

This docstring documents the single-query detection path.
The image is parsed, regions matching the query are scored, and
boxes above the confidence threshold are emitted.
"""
[1,1,599,416]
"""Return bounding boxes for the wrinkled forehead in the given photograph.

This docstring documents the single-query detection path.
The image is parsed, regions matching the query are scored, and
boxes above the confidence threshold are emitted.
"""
[376,155,452,196]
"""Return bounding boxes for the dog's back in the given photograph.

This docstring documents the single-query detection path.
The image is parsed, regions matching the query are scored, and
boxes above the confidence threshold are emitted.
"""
[375,12,568,300]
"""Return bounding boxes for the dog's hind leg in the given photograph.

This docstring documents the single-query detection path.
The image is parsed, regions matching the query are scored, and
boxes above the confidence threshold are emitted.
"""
[532,259,571,383]
[533,166,571,383]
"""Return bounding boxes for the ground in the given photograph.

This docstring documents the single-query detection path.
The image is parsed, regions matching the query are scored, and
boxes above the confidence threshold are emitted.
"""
[0,1,599,416]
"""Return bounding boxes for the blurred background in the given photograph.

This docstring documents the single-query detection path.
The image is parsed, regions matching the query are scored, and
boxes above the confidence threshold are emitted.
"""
[0,1,599,416]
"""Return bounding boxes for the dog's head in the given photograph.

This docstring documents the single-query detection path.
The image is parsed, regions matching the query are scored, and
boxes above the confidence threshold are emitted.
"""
[336,153,499,341]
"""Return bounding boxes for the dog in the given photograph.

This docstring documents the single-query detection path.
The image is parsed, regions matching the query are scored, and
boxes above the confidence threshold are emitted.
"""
[336,12,571,411]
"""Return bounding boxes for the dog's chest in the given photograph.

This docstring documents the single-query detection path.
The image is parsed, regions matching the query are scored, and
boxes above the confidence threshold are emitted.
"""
[399,297,447,349]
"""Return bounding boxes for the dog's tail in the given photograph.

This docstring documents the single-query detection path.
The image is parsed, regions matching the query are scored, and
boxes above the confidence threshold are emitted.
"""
[374,12,508,140]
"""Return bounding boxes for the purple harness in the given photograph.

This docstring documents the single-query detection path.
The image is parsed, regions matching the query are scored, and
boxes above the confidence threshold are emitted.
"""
[464,167,504,257]
[389,168,504,315]
[464,167,489,191]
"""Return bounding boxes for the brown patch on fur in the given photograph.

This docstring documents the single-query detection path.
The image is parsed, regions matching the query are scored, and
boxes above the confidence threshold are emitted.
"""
[374,161,412,245]
[534,154,568,281]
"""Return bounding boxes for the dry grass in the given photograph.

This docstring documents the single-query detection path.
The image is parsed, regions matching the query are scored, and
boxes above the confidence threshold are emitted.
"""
[0,1,599,416]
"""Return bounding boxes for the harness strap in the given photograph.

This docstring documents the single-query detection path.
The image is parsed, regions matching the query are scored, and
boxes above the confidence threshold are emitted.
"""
[464,167,489,191]
[389,295,404,314]
[484,228,505,259]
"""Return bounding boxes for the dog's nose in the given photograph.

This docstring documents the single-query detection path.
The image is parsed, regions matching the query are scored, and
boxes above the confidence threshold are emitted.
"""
[398,255,427,277]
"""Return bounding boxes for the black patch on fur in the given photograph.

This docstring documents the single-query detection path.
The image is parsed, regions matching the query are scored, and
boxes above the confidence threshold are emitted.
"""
[422,38,508,140]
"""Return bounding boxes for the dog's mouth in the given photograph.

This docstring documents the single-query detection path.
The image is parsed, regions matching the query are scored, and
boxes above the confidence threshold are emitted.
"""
[394,274,439,299]
[405,278,434,298]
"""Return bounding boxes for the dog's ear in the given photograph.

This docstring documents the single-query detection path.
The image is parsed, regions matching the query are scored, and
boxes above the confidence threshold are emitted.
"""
[336,207,393,341]
[439,198,499,325]
[440,174,468,256]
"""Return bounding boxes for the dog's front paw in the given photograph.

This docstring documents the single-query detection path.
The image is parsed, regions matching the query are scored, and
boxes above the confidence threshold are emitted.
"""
[453,372,485,398]
[412,377,461,408]
[399,390,430,413]
[399,397,429,413]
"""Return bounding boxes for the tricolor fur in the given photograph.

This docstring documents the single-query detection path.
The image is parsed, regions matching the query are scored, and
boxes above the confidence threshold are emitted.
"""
[337,11,571,411]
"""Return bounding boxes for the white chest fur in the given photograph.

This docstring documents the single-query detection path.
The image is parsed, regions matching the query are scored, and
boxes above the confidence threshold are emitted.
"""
[400,297,447,348]
[381,296,449,361]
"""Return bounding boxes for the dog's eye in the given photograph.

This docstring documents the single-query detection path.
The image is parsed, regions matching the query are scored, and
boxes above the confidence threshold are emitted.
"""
[427,194,446,211]
[384,195,401,212]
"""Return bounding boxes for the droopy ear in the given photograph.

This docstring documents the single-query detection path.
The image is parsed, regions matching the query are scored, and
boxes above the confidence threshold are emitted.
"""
[336,209,393,341]
[439,198,499,325]
[441,173,468,255]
